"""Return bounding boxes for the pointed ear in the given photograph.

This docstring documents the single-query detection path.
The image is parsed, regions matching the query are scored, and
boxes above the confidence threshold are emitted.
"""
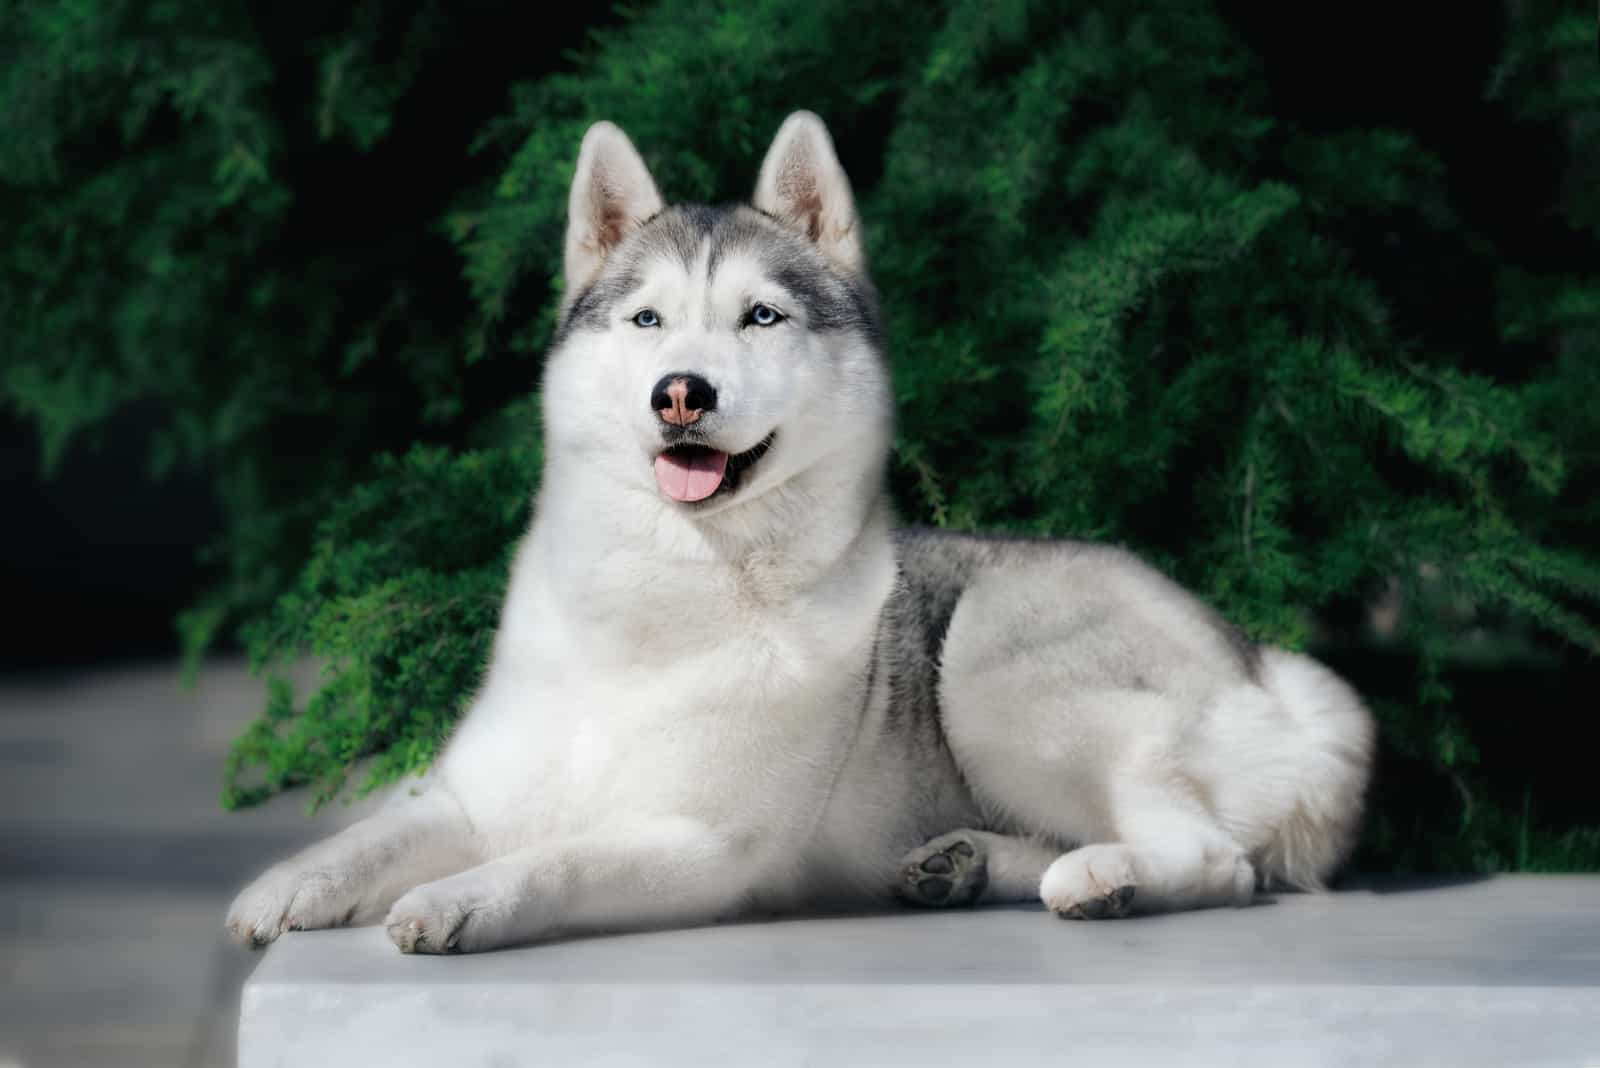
[753,111,864,274]
[563,121,664,304]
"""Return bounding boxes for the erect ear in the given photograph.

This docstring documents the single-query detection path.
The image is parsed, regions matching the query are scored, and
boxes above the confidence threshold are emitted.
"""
[753,111,864,274]
[563,121,664,305]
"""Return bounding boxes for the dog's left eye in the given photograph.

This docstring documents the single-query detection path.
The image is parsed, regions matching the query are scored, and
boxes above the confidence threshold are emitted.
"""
[747,303,784,328]
[632,308,661,328]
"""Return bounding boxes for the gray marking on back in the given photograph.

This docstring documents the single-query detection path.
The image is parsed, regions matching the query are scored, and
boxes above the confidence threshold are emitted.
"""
[881,528,988,741]
[881,526,1263,744]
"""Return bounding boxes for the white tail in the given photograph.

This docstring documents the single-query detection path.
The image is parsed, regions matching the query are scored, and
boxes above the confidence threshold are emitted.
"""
[1252,648,1377,889]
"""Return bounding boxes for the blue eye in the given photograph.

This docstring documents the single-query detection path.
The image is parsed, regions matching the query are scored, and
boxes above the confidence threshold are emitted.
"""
[748,303,784,327]
[632,308,660,328]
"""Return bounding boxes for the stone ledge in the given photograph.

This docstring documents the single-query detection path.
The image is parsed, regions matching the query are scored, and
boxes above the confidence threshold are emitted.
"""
[239,875,1600,1067]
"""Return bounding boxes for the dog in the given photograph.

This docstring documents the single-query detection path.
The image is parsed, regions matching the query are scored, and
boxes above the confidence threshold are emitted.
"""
[227,111,1375,954]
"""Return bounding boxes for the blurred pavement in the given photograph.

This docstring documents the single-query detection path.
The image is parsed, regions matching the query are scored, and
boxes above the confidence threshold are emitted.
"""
[0,658,377,1068]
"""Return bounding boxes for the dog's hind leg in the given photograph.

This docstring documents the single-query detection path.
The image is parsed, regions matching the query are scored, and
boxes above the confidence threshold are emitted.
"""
[895,829,1062,907]
[226,783,478,948]
[1039,779,1256,919]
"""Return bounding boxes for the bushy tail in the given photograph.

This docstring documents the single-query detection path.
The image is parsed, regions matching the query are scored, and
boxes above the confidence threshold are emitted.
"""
[1253,648,1377,890]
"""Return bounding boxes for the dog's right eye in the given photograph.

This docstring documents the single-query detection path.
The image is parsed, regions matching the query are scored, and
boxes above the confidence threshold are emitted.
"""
[632,308,661,328]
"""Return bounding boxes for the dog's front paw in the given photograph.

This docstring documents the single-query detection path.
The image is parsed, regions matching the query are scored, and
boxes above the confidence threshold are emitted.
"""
[385,877,507,955]
[896,830,989,907]
[1040,844,1138,919]
[226,866,359,948]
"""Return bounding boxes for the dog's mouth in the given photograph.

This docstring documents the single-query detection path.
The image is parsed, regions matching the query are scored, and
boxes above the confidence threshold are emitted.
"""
[653,433,775,503]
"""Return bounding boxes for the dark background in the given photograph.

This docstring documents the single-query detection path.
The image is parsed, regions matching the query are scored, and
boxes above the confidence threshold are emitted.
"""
[2,2,617,671]
[4,412,219,669]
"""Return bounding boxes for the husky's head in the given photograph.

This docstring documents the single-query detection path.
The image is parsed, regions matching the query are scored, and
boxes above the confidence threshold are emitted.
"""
[541,112,890,533]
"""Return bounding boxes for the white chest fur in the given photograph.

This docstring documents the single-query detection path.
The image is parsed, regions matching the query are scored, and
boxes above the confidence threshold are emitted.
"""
[437,497,896,866]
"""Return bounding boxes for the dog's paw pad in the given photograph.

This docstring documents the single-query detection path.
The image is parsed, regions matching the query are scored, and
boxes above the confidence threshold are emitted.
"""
[896,831,988,907]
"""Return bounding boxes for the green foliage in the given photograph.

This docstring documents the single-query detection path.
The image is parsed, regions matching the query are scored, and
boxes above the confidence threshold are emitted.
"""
[4,0,1596,869]
[224,434,538,809]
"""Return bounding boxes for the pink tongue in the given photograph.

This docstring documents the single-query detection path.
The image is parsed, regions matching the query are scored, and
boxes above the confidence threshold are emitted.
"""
[654,450,729,502]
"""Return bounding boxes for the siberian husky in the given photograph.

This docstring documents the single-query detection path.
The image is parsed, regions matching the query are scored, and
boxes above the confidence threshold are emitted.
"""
[227,112,1374,954]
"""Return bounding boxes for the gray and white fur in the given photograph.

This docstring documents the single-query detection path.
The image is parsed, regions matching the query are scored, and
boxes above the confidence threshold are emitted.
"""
[227,112,1374,954]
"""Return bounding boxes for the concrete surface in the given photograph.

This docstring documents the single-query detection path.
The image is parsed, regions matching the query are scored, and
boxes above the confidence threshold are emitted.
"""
[0,658,373,1068]
[241,876,1600,1068]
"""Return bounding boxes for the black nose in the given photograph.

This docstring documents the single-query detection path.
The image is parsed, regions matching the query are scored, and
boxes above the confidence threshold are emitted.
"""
[651,373,717,427]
